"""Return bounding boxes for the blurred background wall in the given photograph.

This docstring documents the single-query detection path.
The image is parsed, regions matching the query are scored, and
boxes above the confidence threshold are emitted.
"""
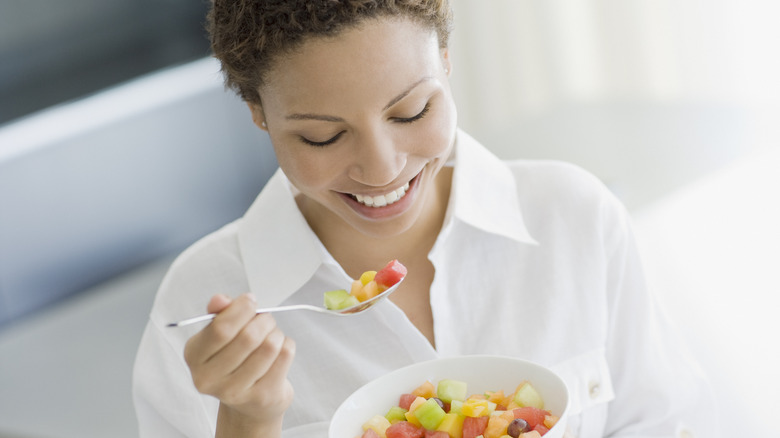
[0,1,778,437]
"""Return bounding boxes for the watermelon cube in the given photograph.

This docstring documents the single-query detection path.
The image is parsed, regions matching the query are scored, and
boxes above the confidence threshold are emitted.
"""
[462,416,489,438]
[374,259,407,290]
[386,421,425,438]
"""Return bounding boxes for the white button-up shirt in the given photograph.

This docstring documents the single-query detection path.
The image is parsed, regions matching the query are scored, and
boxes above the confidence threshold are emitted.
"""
[133,130,716,438]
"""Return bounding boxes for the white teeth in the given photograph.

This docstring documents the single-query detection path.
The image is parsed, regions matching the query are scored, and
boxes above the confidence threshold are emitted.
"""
[354,181,410,208]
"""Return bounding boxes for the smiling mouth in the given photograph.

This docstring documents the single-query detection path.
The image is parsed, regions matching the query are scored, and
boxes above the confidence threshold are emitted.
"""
[352,181,411,207]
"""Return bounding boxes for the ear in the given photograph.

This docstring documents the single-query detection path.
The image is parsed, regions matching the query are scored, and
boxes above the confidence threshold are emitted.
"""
[441,48,452,77]
[246,102,268,131]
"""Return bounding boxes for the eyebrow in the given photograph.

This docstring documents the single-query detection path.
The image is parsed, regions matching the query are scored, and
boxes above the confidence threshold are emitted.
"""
[284,76,434,122]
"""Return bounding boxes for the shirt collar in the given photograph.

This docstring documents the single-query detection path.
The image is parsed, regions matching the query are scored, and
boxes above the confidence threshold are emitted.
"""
[238,129,537,307]
[238,169,327,307]
[448,129,538,245]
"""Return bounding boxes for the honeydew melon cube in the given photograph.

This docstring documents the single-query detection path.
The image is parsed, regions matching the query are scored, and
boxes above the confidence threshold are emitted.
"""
[414,398,447,430]
[385,406,408,423]
[512,382,544,409]
[323,289,358,310]
[404,396,427,426]
[437,379,468,403]
[449,400,464,415]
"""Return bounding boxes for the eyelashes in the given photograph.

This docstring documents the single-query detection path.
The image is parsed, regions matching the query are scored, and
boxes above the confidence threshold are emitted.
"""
[300,130,345,147]
[392,102,431,124]
[299,103,432,147]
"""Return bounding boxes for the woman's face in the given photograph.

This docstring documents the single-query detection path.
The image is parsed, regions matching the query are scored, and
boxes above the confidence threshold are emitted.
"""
[253,17,457,239]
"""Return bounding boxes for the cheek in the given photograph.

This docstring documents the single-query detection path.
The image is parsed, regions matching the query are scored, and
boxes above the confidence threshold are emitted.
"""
[414,101,457,157]
[270,140,335,191]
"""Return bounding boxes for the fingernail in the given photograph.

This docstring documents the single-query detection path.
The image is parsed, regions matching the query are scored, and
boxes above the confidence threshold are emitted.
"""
[245,293,257,303]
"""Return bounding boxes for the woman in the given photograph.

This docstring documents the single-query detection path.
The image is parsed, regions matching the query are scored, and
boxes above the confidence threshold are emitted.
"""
[133,1,715,437]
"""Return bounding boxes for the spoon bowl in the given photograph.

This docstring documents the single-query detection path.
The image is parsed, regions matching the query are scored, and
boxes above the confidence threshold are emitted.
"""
[166,277,404,328]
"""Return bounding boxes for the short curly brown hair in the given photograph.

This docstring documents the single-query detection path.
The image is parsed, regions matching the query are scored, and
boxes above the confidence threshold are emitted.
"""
[206,0,453,104]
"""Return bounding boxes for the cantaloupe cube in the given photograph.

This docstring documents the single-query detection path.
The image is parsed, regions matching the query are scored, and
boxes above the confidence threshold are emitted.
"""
[485,390,510,408]
[412,381,436,399]
[483,415,510,438]
[519,431,542,438]
[362,280,380,300]
[543,414,559,429]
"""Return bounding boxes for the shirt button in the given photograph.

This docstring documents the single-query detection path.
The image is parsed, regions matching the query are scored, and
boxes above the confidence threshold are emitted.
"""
[588,381,601,399]
[678,429,694,438]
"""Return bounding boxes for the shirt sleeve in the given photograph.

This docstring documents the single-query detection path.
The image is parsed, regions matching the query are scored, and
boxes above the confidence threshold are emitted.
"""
[601,198,719,438]
[133,321,219,438]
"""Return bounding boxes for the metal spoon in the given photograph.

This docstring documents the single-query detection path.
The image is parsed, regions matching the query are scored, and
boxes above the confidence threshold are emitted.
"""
[166,277,404,328]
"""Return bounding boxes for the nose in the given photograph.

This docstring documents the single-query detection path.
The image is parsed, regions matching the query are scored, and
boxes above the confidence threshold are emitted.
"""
[347,129,406,187]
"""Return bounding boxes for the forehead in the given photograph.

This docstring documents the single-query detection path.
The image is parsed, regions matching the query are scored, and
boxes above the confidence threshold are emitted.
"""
[259,17,442,112]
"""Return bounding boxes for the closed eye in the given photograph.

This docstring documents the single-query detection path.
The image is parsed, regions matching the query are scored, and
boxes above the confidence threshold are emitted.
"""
[392,103,431,124]
[300,130,345,147]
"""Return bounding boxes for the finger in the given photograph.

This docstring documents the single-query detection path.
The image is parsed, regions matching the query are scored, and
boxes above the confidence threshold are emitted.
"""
[185,294,258,363]
[201,312,277,377]
[207,293,233,314]
[248,333,296,394]
[254,335,296,387]
[225,323,287,389]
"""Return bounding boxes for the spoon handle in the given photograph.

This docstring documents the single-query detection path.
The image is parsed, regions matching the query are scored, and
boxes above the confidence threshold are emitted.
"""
[166,304,335,328]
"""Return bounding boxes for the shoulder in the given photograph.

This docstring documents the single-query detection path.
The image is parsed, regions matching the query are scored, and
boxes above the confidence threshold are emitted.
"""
[506,159,617,209]
[504,159,630,242]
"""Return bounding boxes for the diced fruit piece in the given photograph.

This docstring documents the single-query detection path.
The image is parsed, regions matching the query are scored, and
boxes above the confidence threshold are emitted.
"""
[399,394,417,411]
[414,398,447,430]
[374,259,407,291]
[412,381,436,399]
[461,398,490,417]
[512,382,544,409]
[436,413,465,438]
[449,399,464,415]
[512,408,549,430]
[542,415,558,429]
[532,424,549,435]
[360,270,377,285]
[323,289,359,310]
[386,406,409,423]
[386,421,425,438]
[424,431,450,438]
[363,428,381,438]
[405,397,428,427]
[484,413,512,438]
[363,414,392,438]
[506,418,530,438]
[437,379,468,403]
[462,416,489,438]
[519,431,542,438]
[485,390,510,408]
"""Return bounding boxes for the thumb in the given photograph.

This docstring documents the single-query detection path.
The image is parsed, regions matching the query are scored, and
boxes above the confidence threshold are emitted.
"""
[206,294,233,314]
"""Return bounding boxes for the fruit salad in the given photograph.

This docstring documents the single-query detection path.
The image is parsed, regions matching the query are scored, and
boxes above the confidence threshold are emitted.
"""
[324,260,407,310]
[356,379,559,438]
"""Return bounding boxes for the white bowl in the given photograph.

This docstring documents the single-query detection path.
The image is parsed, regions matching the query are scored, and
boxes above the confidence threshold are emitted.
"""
[329,355,570,438]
